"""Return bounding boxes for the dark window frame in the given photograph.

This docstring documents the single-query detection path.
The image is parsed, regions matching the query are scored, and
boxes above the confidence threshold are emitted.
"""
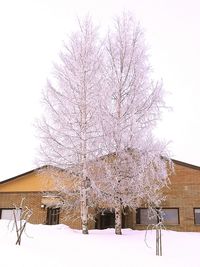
[194,208,200,225]
[136,208,180,225]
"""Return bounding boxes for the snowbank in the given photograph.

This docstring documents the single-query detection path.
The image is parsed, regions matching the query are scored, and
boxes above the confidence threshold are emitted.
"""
[0,220,199,267]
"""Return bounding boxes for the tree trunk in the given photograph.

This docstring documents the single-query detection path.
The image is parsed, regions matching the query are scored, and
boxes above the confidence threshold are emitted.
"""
[115,204,122,235]
[156,227,162,256]
[80,185,88,234]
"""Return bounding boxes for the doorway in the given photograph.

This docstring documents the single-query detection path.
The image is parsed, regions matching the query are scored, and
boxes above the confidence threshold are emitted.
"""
[46,207,60,225]
[95,209,126,229]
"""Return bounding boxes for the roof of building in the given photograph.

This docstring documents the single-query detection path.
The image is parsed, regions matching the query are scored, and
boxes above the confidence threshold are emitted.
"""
[0,159,199,185]
[0,165,50,185]
[172,159,200,171]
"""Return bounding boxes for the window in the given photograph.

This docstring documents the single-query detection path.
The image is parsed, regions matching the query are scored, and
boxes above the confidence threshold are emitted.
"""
[136,208,179,225]
[162,208,179,225]
[194,208,200,224]
[46,207,60,225]
[0,208,21,221]
[136,208,157,225]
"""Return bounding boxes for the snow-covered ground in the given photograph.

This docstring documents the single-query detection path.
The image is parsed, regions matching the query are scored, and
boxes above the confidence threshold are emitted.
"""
[0,220,199,267]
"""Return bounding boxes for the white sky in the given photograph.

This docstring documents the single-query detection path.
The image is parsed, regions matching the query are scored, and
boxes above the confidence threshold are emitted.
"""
[0,0,199,180]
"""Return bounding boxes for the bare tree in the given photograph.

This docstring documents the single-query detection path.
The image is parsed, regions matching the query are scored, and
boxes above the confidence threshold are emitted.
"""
[38,17,103,234]
[98,13,171,234]
[144,207,165,256]
[10,198,33,245]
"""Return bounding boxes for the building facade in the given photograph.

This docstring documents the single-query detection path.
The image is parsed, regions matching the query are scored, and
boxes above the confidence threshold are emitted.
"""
[0,160,200,232]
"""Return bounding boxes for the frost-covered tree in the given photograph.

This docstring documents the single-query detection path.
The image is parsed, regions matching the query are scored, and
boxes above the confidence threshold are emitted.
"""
[38,13,171,235]
[97,13,172,234]
[38,17,103,234]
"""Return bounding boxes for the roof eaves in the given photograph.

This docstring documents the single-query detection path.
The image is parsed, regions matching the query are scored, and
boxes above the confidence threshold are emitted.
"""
[172,159,200,171]
[0,165,51,185]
